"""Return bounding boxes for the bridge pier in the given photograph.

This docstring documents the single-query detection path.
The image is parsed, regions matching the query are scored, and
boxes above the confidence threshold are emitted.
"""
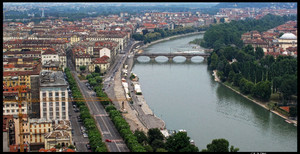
[186,57,192,62]
[150,56,156,62]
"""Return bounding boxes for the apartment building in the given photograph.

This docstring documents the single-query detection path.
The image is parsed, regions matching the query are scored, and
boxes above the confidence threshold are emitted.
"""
[39,71,69,121]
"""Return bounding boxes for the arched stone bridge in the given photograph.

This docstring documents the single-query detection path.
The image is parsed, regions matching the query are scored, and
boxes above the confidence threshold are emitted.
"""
[134,52,211,62]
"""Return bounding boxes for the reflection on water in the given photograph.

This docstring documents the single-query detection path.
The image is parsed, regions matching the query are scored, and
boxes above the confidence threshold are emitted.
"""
[132,33,297,152]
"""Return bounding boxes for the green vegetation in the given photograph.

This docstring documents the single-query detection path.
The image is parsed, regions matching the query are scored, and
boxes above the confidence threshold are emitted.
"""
[64,68,107,152]
[189,38,202,45]
[201,138,239,152]
[132,26,208,44]
[79,65,86,75]
[165,131,199,152]
[200,14,297,50]
[105,106,146,152]
[203,14,297,116]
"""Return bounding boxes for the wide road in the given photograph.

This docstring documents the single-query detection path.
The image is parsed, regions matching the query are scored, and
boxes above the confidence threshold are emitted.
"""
[67,52,129,152]
[68,99,89,152]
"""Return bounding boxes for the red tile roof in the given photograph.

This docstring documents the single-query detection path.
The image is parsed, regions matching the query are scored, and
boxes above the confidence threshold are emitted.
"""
[280,106,290,113]
[93,55,110,64]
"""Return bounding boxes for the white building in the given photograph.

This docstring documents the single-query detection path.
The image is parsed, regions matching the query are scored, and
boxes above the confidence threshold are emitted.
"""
[41,49,59,65]
[39,71,69,120]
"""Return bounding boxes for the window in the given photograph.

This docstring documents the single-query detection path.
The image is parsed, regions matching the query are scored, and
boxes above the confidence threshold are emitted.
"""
[56,102,59,107]
[49,92,52,97]
[62,102,65,107]
[12,109,14,113]
[43,102,46,107]
[43,92,46,98]
[62,92,65,97]
[55,92,59,97]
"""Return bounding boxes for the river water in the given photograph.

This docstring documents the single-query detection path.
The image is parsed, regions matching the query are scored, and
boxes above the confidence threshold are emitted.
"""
[132,34,297,152]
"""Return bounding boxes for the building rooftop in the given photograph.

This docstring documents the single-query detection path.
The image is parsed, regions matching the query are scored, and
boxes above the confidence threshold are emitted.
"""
[39,71,67,87]
[280,33,297,40]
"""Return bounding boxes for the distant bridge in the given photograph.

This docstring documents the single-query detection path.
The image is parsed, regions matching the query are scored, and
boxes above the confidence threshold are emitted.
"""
[134,52,211,62]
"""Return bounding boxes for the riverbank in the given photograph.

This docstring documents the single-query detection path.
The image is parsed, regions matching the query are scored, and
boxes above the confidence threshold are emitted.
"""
[140,31,205,50]
[213,70,297,126]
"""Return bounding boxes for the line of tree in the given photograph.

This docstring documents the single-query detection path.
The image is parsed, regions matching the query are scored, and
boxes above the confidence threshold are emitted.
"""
[64,68,108,152]
[208,44,297,106]
[86,71,146,152]
[105,105,147,152]
[200,14,297,50]
[132,26,208,44]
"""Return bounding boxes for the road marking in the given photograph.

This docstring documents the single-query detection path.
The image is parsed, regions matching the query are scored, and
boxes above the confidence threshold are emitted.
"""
[102,131,110,135]
[112,139,124,142]
[95,114,109,117]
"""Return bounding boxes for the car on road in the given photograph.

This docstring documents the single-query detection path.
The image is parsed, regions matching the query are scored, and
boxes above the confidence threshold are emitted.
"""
[77,116,82,122]
[105,139,112,142]
[86,143,91,150]
[74,108,79,112]
[83,133,88,138]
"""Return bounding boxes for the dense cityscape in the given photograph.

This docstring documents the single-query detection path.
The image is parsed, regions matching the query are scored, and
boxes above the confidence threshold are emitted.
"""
[2,2,297,152]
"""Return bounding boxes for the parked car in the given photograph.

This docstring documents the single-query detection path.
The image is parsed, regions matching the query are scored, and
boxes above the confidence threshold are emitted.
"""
[83,133,88,138]
[86,144,91,150]
[77,116,82,122]
[105,139,112,142]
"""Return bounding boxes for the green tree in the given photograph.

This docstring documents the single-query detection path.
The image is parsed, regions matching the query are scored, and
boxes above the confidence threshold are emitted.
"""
[95,145,108,152]
[289,106,297,117]
[80,65,86,74]
[201,138,239,152]
[134,130,148,146]
[151,139,166,152]
[144,145,153,152]
[279,75,297,100]
[95,65,101,73]
[156,148,168,152]
[68,145,76,149]
[253,80,272,101]
[147,128,164,145]
[95,76,102,83]
[165,132,198,152]
[228,70,235,83]
[210,52,219,70]
[86,74,93,80]
[255,47,264,60]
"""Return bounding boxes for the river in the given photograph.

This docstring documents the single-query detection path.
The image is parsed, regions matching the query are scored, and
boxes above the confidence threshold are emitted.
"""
[131,33,297,152]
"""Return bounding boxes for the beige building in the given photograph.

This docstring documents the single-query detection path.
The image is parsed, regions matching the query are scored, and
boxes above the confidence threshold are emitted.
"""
[11,114,30,147]
[29,119,53,150]
[44,120,72,149]
[90,55,110,73]
[74,52,92,72]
